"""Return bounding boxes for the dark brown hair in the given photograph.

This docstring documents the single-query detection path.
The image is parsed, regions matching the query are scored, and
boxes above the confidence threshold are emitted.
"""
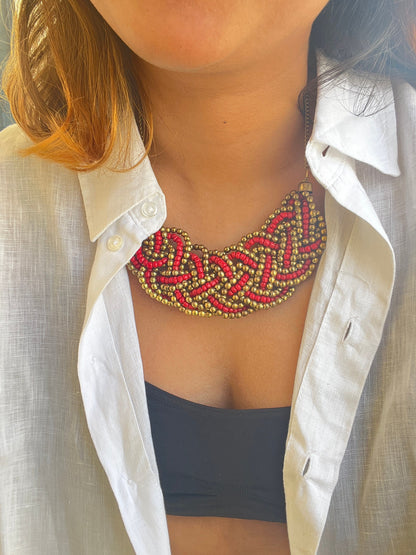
[313,0,416,81]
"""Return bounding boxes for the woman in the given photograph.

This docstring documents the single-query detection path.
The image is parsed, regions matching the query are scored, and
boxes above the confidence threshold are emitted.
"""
[1,0,416,553]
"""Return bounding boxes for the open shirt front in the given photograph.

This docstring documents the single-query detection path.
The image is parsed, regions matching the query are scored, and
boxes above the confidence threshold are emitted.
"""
[1,54,415,554]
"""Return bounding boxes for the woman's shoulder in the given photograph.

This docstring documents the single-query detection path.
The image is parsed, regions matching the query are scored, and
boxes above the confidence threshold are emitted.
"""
[0,123,81,208]
[0,123,33,158]
[0,123,79,185]
[0,123,44,174]
[0,123,87,242]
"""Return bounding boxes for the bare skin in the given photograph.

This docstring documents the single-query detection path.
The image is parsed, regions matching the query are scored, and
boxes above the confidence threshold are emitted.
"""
[91,1,329,552]
[129,169,325,555]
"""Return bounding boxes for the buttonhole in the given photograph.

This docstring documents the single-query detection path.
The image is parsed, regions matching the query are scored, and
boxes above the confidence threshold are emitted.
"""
[322,146,330,157]
[302,457,311,477]
[343,320,353,342]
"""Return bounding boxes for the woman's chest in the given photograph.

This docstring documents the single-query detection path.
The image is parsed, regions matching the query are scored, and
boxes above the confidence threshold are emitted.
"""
[128,270,315,409]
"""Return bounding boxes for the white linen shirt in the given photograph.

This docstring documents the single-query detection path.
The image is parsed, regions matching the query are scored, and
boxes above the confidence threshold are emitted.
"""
[1,58,416,554]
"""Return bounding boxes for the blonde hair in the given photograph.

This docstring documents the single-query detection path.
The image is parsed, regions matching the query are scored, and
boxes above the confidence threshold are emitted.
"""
[2,0,153,171]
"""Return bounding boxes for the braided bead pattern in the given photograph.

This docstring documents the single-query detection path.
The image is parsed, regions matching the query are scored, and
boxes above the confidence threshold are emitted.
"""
[128,186,326,318]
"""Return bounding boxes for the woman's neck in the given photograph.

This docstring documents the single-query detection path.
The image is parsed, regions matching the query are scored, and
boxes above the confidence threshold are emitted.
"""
[136,28,312,200]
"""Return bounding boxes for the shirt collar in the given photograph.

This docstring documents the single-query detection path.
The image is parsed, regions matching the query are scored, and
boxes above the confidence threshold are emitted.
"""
[311,51,400,178]
[78,121,164,242]
[78,52,400,243]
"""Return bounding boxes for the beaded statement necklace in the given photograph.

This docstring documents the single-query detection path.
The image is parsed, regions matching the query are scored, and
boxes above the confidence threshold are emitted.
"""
[127,97,327,319]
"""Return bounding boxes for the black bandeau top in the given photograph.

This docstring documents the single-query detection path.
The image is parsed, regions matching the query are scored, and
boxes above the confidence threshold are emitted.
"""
[145,380,291,523]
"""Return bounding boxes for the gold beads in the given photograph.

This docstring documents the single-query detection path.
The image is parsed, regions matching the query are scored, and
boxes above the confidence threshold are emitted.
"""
[128,185,326,318]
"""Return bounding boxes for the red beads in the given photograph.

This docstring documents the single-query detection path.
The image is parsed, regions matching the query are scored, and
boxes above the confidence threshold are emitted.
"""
[127,187,326,318]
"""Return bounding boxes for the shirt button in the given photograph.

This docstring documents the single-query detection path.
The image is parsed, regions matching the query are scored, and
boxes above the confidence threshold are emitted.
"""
[106,235,123,251]
[141,200,158,218]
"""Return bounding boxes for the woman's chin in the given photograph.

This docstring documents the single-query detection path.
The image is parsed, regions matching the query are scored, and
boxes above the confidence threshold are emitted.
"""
[127,33,234,74]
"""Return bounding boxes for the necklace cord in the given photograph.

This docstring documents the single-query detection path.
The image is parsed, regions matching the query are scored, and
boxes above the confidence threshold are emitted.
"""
[304,93,312,181]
